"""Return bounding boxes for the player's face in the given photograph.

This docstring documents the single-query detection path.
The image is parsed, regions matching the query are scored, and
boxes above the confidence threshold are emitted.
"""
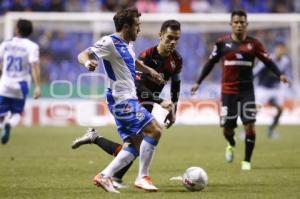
[128,17,141,41]
[275,44,286,58]
[160,27,181,53]
[230,15,247,36]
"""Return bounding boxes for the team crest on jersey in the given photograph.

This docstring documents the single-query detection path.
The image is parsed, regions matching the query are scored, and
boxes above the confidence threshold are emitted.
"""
[136,112,145,121]
[247,43,253,50]
[170,61,176,69]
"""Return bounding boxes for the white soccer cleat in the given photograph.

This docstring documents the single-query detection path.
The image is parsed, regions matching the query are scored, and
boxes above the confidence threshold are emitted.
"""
[111,177,128,189]
[71,128,98,149]
[134,176,158,192]
[225,144,235,163]
[93,173,120,193]
[241,161,251,171]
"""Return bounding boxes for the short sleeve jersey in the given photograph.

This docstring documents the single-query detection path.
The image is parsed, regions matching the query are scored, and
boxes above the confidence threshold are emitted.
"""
[89,34,137,104]
[0,37,39,98]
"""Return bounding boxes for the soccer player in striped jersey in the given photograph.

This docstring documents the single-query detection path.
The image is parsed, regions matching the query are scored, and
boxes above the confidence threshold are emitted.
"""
[72,20,182,188]
[190,10,290,170]
[0,19,41,145]
[77,7,167,193]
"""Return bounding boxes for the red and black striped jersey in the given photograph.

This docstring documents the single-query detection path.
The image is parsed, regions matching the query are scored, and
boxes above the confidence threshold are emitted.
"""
[207,35,276,94]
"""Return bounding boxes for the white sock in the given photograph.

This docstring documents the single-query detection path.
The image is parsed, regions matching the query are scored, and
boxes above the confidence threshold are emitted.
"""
[8,114,21,128]
[138,136,158,178]
[101,149,135,177]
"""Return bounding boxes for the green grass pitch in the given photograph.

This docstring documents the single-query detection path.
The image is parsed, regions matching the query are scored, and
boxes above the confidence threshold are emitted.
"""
[0,125,300,199]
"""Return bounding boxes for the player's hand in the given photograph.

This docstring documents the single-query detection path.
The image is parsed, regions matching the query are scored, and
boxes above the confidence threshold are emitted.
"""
[33,86,41,99]
[84,60,98,72]
[149,68,165,85]
[280,75,291,87]
[160,100,173,112]
[190,83,200,95]
[164,110,176,129]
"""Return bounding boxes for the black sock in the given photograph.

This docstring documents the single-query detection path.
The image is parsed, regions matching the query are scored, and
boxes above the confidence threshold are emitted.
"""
[93,137,122,156]
[113,161,133,180]
[245,134,256,162]
[224,129,236,147]
[270,108,282,131]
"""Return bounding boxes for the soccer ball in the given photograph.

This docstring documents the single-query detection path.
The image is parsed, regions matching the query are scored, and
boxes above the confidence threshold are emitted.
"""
[182,166,208,191]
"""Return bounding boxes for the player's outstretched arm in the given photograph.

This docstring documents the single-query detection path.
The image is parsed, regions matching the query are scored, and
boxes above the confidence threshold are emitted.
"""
[31,62,41,99]
[135,60,164,84]
[78,50,98,72]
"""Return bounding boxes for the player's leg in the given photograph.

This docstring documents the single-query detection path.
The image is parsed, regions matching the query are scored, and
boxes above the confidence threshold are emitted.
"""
[134,119,162,191]
[94,140,138,193]
[0,96,14,144]
[93,99,152,193]
[242,122,255,170]
[221,94,238,162]
[113,103,154,183]
[1,98,26,144]
[240,90,257,170]
[268,99,282,138]
[112,134,143,188]
[72,128,123,155]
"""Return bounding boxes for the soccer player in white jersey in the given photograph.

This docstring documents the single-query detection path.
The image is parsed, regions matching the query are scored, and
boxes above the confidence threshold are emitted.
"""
[0,19,41,144]
[77,7,166,193]
[254,41,292,138]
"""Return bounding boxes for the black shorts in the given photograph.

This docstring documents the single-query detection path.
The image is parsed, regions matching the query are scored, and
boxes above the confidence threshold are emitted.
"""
[220,91,256,128]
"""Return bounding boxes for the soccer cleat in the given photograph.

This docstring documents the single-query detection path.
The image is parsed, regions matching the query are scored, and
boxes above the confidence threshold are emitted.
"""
[267,128,279,139]
[134,176,158,192]
[111,177,128,189]
[1,124,11,144]
[225,144,235,163]
[71,128,98,149]
[93,173,120,193]
[241,161,251,171]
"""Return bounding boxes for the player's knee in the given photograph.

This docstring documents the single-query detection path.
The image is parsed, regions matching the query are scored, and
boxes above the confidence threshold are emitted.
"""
[223,128,234,137]
[244,123,255,136]
[147,124,162,140]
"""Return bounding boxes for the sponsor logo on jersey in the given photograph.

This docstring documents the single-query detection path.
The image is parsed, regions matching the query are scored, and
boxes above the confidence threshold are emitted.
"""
[224,60,252,66]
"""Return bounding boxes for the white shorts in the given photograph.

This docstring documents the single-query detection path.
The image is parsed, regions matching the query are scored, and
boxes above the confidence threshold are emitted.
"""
[255,87,284,106]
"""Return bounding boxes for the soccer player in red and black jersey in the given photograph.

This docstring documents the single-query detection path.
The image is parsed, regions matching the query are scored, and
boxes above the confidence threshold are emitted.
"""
[72,20,182,187]
[191,10,290,171]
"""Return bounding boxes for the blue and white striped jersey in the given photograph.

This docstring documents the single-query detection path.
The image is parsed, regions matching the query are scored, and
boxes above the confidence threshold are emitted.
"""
[89,34,137,104]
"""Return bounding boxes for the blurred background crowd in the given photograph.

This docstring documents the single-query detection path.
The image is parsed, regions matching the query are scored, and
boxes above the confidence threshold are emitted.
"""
[0,0,294,98]
[0,0,298,14]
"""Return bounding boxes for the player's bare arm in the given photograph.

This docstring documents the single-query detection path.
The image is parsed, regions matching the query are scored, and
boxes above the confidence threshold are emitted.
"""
[31,62,41,99]
[135,59,164,84]
[77,50,98,72]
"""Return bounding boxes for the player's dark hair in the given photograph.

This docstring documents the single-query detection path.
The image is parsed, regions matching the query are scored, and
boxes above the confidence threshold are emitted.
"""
[113,7,141,32]
[160,20,181,32]
[231,10,247,19]
[17,19,33,37]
